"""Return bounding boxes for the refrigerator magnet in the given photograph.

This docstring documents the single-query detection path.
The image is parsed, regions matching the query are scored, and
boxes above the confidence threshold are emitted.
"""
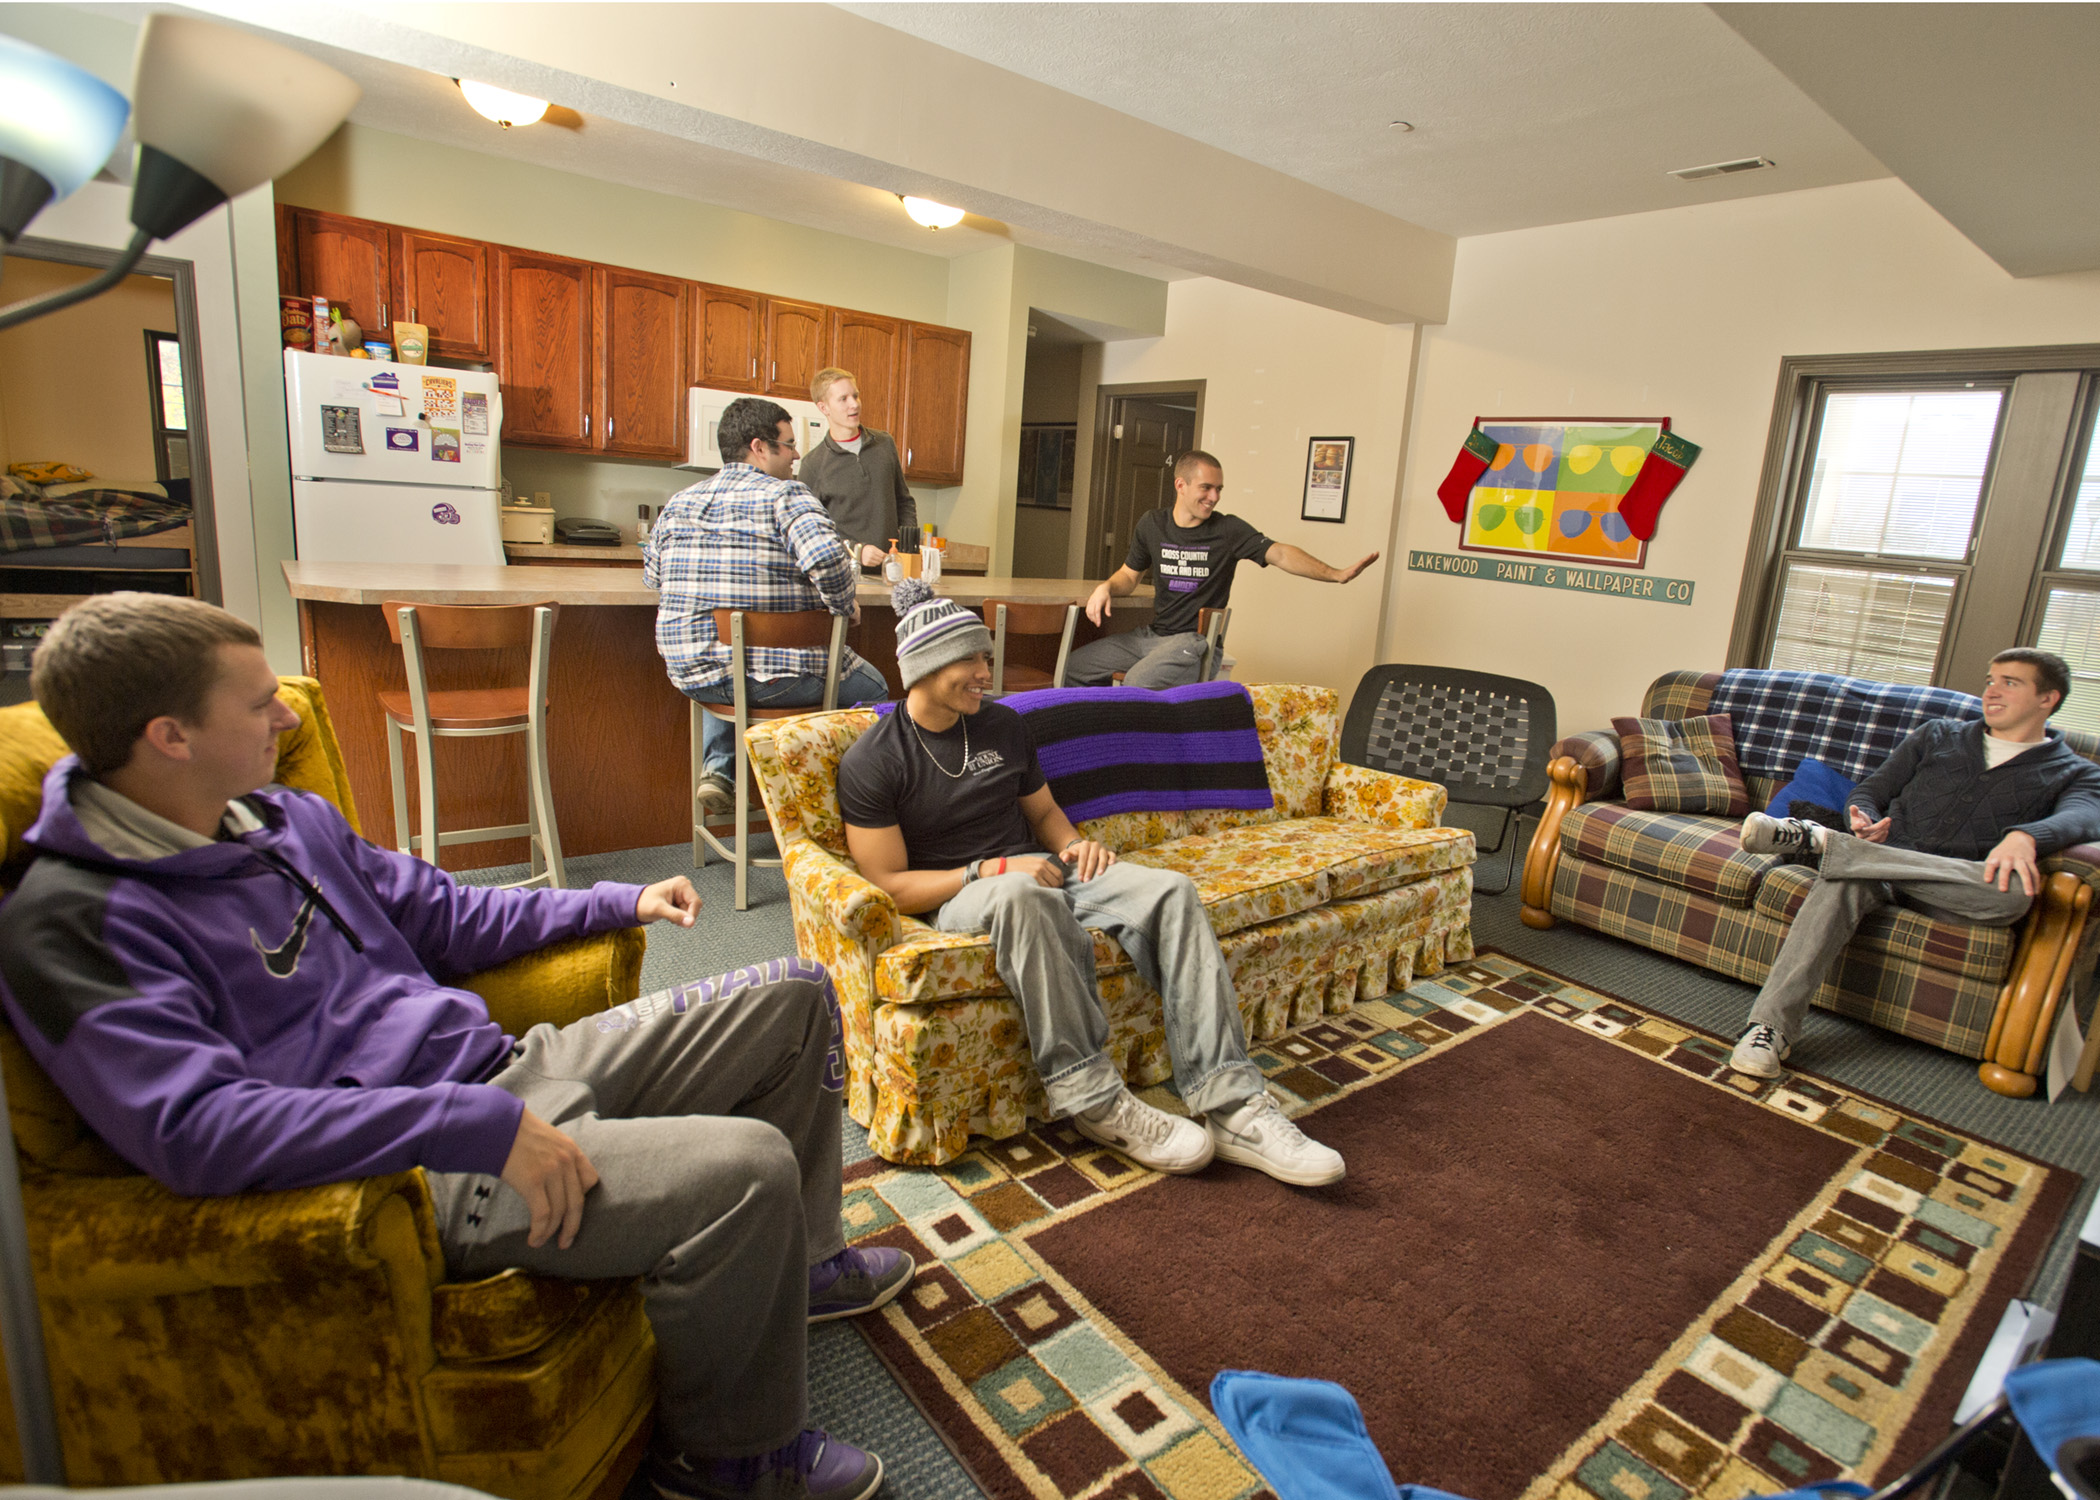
[366,370,400,392]
[385,427,419,453]
[462,392,489,435]
[432,427,462,463]
[321,405,364,454]
[422,375,458,422]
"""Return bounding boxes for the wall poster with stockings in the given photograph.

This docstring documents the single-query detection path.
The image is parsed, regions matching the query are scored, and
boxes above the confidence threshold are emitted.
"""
[1433,417,1700,569]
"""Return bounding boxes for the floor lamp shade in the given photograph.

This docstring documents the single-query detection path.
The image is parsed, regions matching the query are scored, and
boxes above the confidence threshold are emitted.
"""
[0,33,130,241]
[128,13,359,238]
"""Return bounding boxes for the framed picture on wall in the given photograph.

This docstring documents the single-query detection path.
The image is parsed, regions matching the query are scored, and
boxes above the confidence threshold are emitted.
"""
[1302,436,1353,523]
[1019,423,1078,509]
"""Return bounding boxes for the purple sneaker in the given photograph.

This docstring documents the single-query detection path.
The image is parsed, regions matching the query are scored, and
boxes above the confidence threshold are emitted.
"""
[652,1429,882,1500]
[807,1244,915,1323]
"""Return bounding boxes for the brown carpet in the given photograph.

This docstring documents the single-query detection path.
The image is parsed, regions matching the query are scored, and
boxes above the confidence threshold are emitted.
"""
[845,953,2078,1500]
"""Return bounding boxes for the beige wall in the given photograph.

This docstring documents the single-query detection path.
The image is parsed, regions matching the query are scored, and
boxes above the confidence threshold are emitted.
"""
[1092,278,1417,696]
[1390,176,2100,734]
[0,259,176,486]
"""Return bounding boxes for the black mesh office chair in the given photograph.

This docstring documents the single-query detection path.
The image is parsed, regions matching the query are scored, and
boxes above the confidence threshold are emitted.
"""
[1339,665,1557,895]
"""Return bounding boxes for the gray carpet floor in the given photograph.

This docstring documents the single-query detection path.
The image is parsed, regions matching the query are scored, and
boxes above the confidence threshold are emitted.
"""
[465,836,2100,1498]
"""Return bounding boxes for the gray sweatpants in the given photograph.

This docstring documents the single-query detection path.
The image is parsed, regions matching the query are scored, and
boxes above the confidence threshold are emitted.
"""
[428,957,845,1459]
[1063,627,1208,688]
[1747,834,2033,1039]
[935,861,1265,1118]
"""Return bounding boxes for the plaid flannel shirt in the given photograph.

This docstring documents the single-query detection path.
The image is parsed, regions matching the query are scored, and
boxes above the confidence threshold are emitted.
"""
[644,464,864,692]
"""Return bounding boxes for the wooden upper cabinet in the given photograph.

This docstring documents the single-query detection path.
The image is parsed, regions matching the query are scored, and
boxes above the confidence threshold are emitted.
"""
[691,283,762,392]
[596,267,688,460]
[825,309,903,436]
[763,297,827,401]
[495,248,593,449]
[278,206,391,338]
[392,228,490,361]
[899,322,971,485]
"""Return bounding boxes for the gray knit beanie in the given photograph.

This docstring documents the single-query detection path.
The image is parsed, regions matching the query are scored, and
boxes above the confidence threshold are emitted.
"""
[892,577,992,689]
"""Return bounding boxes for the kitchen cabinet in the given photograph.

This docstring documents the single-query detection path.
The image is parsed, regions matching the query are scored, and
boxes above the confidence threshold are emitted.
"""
[899,322,971,485]
[825,309,903,436]
[277,206,391,339]
[596,267,687,460]
[691,283,763,392]
[391,228,490,361]
[763,297,827,401]
[495,248,593,449]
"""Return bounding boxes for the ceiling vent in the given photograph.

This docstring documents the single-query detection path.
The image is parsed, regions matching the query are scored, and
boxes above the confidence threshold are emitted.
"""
[1670,156,1776,182]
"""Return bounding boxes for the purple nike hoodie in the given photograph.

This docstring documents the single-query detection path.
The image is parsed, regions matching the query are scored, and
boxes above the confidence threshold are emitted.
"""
[0,757,643,1196]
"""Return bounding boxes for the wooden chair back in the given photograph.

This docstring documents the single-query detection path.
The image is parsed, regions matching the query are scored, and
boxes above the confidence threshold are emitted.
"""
[979,599,1077,636]
[710,608,839,650]
[382,599,558,651]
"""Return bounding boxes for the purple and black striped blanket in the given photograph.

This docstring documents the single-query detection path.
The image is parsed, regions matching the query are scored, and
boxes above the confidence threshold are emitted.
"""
[999,680,1274,823]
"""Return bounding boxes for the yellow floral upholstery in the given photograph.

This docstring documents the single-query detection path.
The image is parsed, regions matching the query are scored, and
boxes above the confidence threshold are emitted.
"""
[748,683,1478,1164]
[0,678,652,1499]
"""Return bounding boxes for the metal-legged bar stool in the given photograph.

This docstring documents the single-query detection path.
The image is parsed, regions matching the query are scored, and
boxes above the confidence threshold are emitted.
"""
[1111,606,1233,685]
[982,599,1079,693]
[692,608,849,910]
[380,599,565,890]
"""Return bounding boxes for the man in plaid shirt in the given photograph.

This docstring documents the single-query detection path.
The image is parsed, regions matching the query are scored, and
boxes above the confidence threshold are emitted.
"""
[646,398,890,811]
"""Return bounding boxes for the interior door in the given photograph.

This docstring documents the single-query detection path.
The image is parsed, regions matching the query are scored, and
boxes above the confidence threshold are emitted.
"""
[597,267,687,459]
[393,228,490,361]
[1097,397,1195,576]
[495,248,592,448]
[826,309,903,436]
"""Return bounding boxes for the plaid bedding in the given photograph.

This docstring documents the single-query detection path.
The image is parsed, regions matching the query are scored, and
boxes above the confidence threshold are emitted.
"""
[0,490,191,553]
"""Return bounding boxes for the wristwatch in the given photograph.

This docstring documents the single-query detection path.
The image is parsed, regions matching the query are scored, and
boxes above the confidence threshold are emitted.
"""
[963,859,983,885]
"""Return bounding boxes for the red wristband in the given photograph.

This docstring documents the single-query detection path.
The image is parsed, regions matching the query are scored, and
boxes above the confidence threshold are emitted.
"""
[995,857,1008,875]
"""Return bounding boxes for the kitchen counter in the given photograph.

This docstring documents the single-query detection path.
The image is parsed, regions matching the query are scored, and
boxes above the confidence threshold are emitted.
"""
[505,541,645,565]
[283,561,1147,869]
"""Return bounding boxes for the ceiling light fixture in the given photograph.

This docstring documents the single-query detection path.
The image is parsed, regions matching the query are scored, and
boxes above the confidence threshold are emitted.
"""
[900,195,965,230]
[458,78,548,129]
[1669,156,1775,182]
[0,34,129,241]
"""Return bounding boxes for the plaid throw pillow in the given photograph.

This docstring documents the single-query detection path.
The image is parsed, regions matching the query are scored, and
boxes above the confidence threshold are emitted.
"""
[1613,713,1750,816]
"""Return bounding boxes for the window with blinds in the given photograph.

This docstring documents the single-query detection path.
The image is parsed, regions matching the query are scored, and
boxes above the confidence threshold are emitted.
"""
[2029,409,2100,733]
[145,329,190,481]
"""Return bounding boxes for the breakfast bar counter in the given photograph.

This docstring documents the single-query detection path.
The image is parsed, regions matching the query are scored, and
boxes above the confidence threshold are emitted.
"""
[283,561,1149,869]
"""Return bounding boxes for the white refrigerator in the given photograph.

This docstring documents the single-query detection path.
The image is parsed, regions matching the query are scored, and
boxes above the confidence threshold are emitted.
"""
[283,349,506,565]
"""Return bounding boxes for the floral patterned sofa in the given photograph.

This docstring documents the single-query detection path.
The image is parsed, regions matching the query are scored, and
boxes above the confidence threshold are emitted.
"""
[746,683,1477,1164]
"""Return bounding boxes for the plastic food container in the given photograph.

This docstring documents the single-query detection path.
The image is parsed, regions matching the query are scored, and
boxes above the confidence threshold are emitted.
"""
[363,341,393,361]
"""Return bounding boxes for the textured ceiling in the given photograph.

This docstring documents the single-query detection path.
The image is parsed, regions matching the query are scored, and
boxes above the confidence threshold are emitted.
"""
[838,2,1891,238]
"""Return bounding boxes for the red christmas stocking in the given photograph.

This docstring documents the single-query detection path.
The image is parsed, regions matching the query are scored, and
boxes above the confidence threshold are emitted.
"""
[1616,430,1701,541]
[1436,428,1500,523]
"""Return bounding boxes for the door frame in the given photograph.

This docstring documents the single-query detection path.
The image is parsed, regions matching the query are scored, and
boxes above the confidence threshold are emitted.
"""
[1081,380,1205,579]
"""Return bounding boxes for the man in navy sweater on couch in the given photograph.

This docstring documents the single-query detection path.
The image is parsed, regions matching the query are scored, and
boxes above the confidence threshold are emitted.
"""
[1729,647,2100,1079]
[0,593,903,1500]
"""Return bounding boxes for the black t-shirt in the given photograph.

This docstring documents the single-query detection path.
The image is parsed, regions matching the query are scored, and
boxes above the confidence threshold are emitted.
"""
[837,702,1047,869]
[1127,508,1272,635]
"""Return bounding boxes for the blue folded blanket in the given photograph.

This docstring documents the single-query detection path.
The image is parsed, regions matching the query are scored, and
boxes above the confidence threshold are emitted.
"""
[999,680,1275,823]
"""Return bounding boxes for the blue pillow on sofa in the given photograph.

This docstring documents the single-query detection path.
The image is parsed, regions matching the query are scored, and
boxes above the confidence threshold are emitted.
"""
[1764,756,1857,823]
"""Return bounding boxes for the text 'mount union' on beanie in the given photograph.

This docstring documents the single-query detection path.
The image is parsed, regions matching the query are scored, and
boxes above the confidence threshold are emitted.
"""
[892,577,992,689]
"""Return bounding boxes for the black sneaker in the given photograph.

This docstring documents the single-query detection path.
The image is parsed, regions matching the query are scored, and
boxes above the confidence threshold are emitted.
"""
[652,1430,882,1500]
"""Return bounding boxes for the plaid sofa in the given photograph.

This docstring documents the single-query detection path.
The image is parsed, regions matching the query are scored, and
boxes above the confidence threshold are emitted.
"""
[744,683,1478,1164]
[1519,669,2100,1098]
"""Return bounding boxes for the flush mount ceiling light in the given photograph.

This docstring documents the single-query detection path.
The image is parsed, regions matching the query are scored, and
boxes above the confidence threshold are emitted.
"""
[458,78,548,129]
[900,195,965,230]
[1669,156,1776,182]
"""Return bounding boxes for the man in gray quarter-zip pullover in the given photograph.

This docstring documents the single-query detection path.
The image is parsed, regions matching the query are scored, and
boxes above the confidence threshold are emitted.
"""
[1728,647,2100,1080]
[798,367,916,568]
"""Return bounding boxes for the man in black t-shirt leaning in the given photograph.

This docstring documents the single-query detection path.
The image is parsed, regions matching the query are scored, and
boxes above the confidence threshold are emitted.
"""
[1063,450,1380,688]
[835,578,1345,1186]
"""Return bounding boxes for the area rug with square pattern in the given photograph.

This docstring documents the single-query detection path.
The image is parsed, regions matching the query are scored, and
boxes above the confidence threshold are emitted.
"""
[841,951,2078,1500]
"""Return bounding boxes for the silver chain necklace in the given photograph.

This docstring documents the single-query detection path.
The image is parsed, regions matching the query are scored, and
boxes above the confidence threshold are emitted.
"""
[906,710,969,778]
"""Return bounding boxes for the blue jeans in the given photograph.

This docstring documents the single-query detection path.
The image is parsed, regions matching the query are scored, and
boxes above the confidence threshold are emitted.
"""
[935,860,1264,1118]
[685,662,890,781]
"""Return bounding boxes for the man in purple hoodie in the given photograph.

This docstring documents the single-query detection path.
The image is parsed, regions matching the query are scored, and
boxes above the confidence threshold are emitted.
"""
[0,593,902,1500]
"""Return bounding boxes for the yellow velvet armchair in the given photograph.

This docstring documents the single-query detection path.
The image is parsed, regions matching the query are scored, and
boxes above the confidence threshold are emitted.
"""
[0,677,654,1498]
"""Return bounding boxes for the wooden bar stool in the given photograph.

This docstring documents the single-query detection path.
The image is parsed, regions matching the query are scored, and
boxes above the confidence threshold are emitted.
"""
[981,598,1080,693]
[380,599,565,890]
[1111,606,1234,685]
[693,607,849,911]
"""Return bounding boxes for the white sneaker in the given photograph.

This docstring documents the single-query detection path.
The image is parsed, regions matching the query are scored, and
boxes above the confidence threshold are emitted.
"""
[1206,1089,1345,1187]
[1729,1023,1790,1079]
[1739,813,1824,858]
[1071,1088,1215,1173]
[695,773,734,813]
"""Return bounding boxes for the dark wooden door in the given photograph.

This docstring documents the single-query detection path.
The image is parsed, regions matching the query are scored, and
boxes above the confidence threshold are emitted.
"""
[825,309,903,435]
[899,322,972,485]
[763,297,827,401]
[495,248,593,449]
[1097,398,1194,576]
[393,228,490,361]
[597,267,688,460]
[691,283,762,392]
[279,206,391,338]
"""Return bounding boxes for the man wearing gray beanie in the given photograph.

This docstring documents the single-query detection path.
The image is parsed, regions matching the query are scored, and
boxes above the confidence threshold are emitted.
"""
[832,579,1343,1184]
